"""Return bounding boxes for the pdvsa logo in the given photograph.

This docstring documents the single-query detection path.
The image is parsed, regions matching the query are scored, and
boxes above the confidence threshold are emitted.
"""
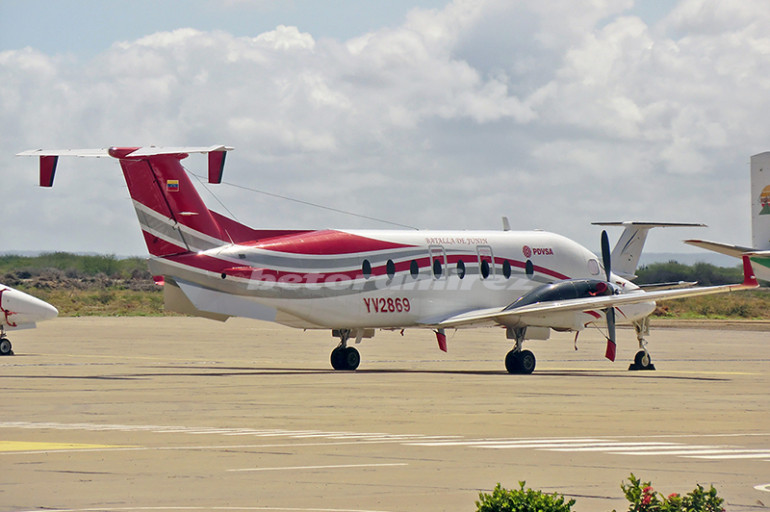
[523,245,553,258]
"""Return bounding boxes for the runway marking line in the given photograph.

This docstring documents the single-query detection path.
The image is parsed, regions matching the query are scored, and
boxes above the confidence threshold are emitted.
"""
[0,441,131,452]
[229,463,409,472]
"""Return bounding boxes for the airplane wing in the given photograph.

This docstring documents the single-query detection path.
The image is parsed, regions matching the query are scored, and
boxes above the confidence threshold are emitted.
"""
[684,239,757,258]
[425,255,759,329]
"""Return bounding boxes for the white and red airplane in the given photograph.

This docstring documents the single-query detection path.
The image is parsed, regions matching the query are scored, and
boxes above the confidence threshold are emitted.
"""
[18,146,759,373]
[0,283,59,355]
[686,151,770,281]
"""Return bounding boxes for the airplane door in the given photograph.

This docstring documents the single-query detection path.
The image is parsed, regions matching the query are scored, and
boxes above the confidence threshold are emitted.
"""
[477,245,494,279]
[429,245,446,279]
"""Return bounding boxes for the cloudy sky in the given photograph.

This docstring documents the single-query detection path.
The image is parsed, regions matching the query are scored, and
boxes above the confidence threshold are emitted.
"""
[1,0,768,258]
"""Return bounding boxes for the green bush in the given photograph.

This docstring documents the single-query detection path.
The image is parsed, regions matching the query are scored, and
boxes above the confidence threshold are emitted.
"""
[617,474,725,512]
[475,476,725,512]
[476,482,576,512]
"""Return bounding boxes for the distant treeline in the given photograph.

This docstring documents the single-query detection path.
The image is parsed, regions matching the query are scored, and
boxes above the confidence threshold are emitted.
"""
[634,261,750,286]
[0,252,149,281]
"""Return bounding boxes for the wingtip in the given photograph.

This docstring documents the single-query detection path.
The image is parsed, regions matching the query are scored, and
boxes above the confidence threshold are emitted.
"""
[740,254,760,288]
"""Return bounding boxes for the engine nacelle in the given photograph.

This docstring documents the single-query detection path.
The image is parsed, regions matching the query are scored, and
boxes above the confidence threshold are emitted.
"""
[506,279,617,311]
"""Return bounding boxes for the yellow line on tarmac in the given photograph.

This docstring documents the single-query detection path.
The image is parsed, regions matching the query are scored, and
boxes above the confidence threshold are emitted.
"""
[0,441,130,452]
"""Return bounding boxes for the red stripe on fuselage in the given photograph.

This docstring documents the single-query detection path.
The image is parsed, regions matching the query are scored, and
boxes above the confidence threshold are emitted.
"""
[249,229,415,255]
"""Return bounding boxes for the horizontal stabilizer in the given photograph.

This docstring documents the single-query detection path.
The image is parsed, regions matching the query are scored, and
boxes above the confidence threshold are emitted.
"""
[18,145,233,186]
[593,221,706,280]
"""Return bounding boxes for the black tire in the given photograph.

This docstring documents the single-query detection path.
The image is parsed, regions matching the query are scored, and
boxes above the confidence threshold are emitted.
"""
[330,346,360,370]
[519,350,536,374]
[343,347,360,370]
[634,350,651,369]
[0,337,12,356]
[505,350,521,374]
[330,347,345,370]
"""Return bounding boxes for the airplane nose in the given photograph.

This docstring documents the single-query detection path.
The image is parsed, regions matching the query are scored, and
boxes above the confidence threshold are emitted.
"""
[38,300,59,321]
[0,288,58,324]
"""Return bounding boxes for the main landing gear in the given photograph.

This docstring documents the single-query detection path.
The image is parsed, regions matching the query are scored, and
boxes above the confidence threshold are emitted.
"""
[0,326,12,356]
[504,327,536,374]
[0,335,12,356]
[330,329,360,371]
[628,318,655,371]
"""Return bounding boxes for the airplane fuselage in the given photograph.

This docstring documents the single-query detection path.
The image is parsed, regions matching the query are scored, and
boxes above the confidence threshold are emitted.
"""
[148,228,656,332]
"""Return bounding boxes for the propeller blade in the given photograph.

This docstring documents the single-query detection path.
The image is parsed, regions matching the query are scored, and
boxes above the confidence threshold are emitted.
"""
[601,230,611,281]
[601,230,616,361]
[604,307,616,361]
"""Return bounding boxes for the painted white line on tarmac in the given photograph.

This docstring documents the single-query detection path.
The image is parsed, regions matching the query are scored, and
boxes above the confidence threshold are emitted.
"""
[14,507,398,512]
[686,452,770,460]
[228,463,409,472]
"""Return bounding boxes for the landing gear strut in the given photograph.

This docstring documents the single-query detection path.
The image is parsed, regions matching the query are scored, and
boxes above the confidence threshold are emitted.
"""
[628,317,655,371]
[504,327,536,374]
[330,329,360,371]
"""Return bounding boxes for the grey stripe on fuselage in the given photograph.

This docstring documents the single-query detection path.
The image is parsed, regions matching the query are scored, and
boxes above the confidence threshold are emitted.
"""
[150,255,550,300]
[215,247,433,272]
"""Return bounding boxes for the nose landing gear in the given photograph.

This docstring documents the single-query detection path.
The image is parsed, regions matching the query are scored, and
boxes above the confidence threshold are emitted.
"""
[330,329,360,371]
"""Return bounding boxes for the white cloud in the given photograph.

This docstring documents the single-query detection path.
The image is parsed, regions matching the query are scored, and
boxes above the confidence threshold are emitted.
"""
[1,0,769,256]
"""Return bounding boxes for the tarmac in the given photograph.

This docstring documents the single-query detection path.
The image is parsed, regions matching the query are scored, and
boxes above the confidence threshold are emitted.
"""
[1,317,768,512]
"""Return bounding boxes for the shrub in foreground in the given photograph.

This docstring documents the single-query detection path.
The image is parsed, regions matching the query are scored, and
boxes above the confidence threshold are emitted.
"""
[475,475,724,512]
[617,473,724,512]
[475,482,576,512]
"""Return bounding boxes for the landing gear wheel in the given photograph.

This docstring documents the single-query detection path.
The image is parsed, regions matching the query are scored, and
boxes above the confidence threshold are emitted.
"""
[0,337,12,356]
[518,350,536,374]
[330,346,360,371]
[629,349,655,371]
[342,347,360,370]
[505,350,519,373]
[505,349,536,374]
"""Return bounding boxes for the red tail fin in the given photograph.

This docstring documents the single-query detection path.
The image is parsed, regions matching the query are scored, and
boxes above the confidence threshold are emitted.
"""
[110,147,228,256]
[19,146,235,257]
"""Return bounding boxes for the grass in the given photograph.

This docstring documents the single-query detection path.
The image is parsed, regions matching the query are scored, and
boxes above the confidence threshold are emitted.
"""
[14,286,170,317]
[654,290,770,320]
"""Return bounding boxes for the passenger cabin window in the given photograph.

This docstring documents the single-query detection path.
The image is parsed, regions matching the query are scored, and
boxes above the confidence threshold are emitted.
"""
[477,245,494,279]
[386,259,396,279]
[410,260,419,278]
[457,259,466,279]
[503,260,512,279]
[480,259,490,279]
[362,259,372,278]
[525,260,534,279]
[588,259,600,276]
[429,245,446,280]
